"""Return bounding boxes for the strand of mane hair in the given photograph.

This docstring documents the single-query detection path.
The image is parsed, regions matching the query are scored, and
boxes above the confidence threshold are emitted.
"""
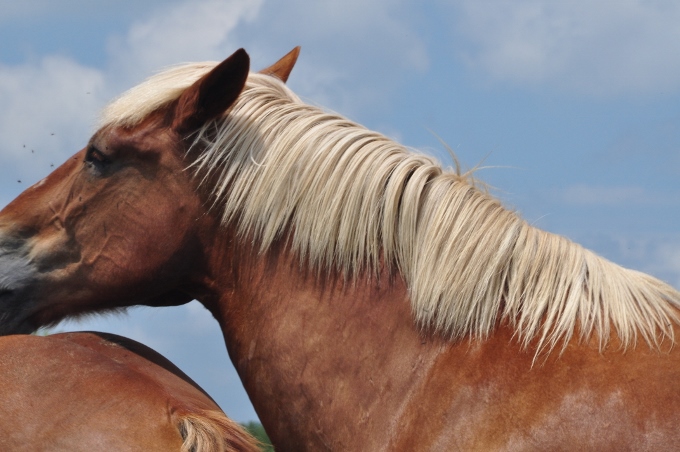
[177,409,261,452]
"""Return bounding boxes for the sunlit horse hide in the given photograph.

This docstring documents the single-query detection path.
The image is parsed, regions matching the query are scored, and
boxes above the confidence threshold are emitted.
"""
[0,332,258,452]
[1,46,680,450]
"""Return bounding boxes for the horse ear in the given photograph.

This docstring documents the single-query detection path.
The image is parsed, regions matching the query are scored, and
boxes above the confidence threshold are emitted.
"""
[172,48,250,134]
[259,46,300,83]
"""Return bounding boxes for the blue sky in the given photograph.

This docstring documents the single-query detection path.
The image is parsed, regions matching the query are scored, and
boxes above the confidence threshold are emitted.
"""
[1,0,679,422]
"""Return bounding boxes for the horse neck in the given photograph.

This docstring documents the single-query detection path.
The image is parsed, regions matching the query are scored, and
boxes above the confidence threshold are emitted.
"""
[205,233,445,450]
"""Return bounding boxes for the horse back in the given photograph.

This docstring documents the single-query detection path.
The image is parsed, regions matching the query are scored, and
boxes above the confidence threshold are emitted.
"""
[0,332,258,452]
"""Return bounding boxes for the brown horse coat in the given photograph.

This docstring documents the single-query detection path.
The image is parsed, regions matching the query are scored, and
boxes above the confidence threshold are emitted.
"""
[0,332,259,452]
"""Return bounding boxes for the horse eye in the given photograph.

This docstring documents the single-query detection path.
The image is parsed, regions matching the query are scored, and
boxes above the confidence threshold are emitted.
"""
[85,146,111,169]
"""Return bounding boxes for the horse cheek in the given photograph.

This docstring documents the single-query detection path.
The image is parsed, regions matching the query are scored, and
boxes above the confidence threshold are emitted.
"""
[93,198,189,286]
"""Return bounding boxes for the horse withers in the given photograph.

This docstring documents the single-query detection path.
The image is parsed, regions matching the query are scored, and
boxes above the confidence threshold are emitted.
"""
[1,47,680,450]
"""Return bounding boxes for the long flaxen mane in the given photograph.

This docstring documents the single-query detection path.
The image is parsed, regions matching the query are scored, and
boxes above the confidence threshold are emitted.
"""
[102,62,680,353]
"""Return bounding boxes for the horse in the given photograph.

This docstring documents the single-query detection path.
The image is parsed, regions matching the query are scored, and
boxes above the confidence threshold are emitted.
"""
[0,331,259,452]
[1,46,680,450]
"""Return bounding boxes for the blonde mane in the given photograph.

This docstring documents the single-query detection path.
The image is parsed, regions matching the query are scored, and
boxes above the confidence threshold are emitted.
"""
[102,63,680,353]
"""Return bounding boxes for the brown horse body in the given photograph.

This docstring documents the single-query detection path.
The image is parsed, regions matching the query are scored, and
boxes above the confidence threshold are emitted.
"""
[1,48,679,450]
[212,248,680,450]
[0,332,258,452]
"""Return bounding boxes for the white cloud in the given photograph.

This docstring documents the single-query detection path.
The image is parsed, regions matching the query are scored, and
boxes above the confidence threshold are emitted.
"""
[235,0,429,116]
[448,0,680,96]
[106,0,264,87]
[0,56,106,201]
[0,0,428,193]
[103,0,428,116]
[0,0,264,199]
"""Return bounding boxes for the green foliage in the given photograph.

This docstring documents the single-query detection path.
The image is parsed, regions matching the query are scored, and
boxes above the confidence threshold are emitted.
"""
[242,421,274,451]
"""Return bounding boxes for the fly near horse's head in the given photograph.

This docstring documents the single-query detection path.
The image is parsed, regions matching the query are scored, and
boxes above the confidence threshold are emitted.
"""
[0,47,300,334]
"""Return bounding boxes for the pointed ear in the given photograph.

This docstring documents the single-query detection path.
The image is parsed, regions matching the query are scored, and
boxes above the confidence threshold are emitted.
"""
[259,46,300,83]
[172,48,250,134]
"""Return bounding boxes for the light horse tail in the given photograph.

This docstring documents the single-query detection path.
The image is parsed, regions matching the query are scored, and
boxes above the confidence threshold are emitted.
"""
[177,409,261,452]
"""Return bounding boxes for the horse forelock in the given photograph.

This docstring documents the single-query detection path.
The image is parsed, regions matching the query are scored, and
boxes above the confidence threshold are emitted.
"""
[102,63,680,355]
[99,62,220,129]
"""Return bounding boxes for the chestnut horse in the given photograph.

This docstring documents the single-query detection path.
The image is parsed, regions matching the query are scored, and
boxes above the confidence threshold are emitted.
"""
[1,47,680,450]
[0,331,259,452]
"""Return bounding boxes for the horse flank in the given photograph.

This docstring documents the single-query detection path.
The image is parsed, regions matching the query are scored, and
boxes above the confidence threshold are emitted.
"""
[101,64,680,354]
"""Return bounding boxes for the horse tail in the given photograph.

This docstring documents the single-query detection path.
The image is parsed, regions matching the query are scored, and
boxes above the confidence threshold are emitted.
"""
[177,409,261,452]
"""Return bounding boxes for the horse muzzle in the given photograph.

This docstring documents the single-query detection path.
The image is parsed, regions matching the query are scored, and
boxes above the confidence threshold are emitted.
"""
[0,233,41,335]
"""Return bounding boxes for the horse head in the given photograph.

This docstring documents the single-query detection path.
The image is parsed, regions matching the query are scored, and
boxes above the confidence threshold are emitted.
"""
[0,48,299,334]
